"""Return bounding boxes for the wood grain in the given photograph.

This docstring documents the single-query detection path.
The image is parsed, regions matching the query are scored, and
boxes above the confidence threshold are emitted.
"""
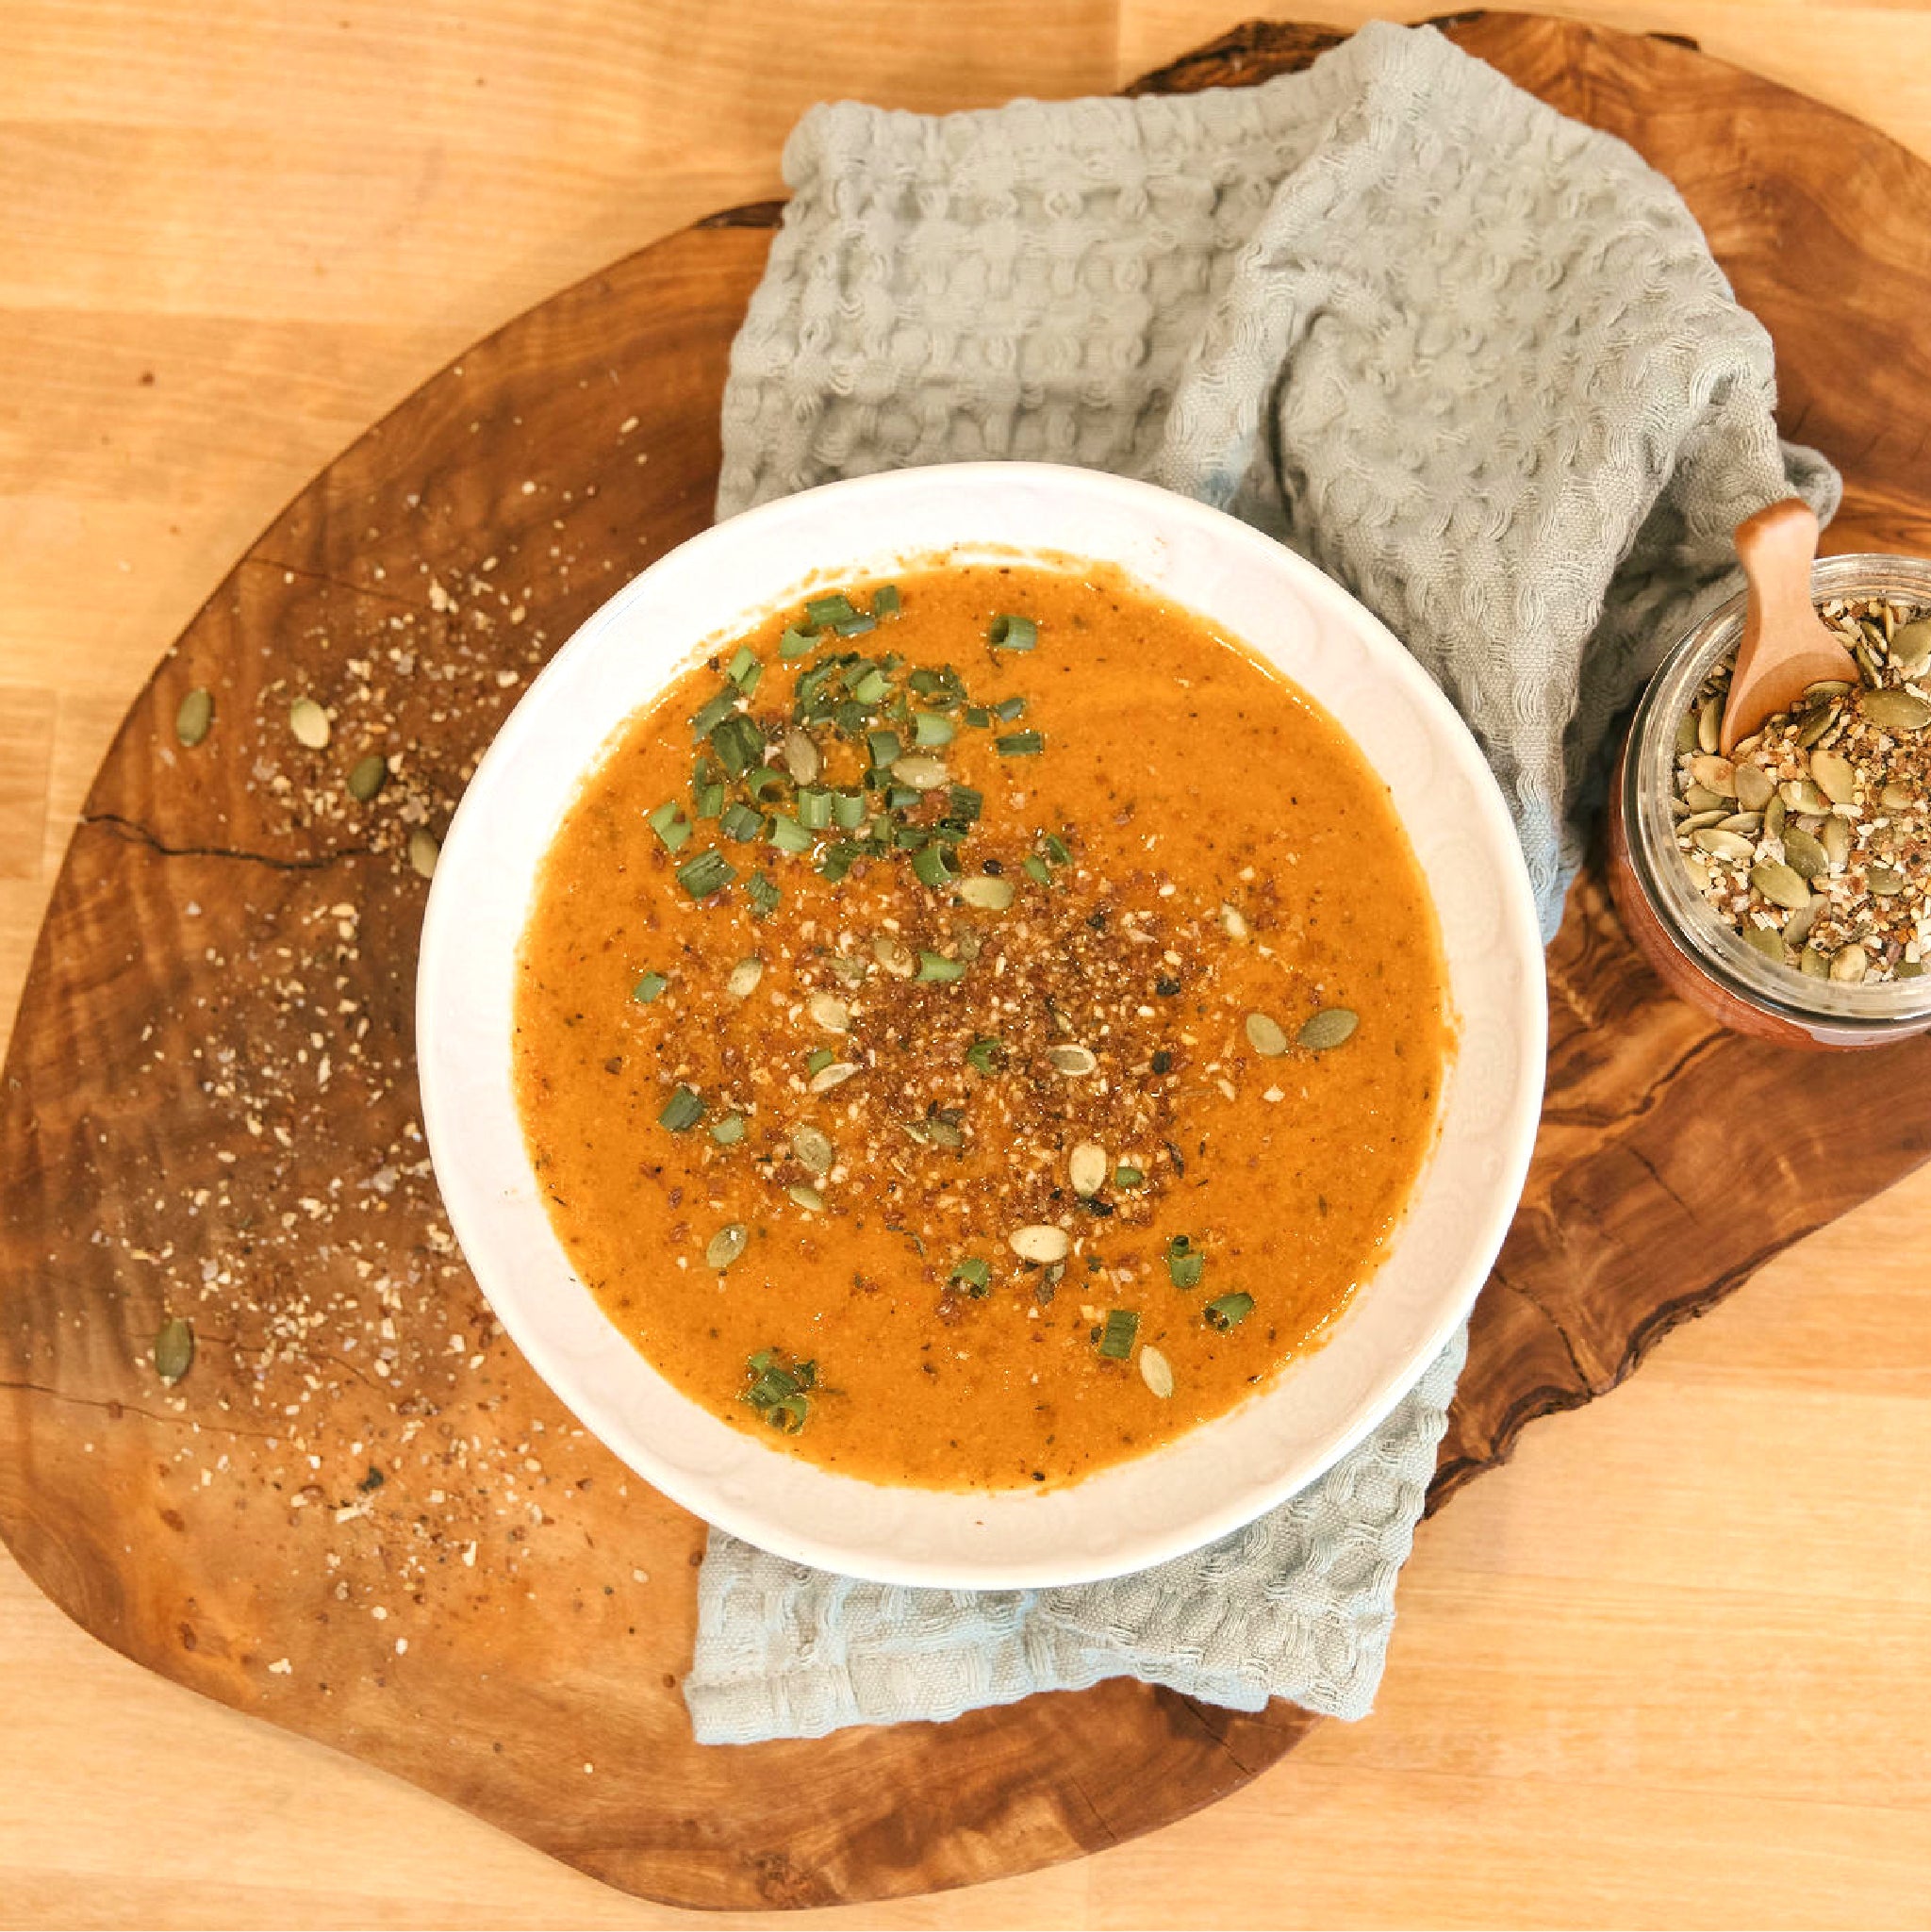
[5,6,1931,1927]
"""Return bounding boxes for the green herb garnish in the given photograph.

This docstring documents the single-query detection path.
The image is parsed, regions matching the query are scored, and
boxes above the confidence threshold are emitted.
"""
[689,686,738,736]
[805,593,858,629]
[989,613,1036,652]
[912,840,958,888]
[949,1257,991,1297]
[916,951,966,983]
[647,800,692,851]
[1022,854,1051,886]
[1098,1309,1139,1359]
[725,645,762,692]
[998,730,1045,758]
[797,787,833,831]
[659,1085,705,1132]
[740,1349,817,1433]
[768,815,813,854]
[1114,1165,1145,1188]
[631,970,668,1004]
[747,870,781,917]
[710,1115,746,1145]
[1166,1235,1204,1290]
[871,584,901,619]
[965,1036,1004,1075]
[719,801,764,842]
[805,1048,836,1077]
[780,624,818,659]
[1204,1292,1254,1331]
[676,849,736,899]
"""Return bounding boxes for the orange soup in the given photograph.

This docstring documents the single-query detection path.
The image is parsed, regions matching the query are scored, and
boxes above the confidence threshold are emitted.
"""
[513,560,1449,1490]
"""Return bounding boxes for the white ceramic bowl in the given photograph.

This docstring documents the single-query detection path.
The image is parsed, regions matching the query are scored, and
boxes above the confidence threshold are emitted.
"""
[417,462,1545,1589]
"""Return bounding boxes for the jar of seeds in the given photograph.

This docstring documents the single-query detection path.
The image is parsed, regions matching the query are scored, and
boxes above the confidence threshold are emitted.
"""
[1608,553,1931,1049]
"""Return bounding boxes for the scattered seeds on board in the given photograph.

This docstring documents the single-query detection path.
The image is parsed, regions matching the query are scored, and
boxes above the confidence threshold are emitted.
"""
[1670,588,1931,986]
[153,1316,193,1385]
[174,688,213,748]
[346,752,388,802]
[289,697,331,749]
[1298,1007,1360,1050]
[407,828,439,879]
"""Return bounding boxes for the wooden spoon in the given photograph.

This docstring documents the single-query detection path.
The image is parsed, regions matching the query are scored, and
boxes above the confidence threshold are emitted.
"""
[1718,497,1858,755]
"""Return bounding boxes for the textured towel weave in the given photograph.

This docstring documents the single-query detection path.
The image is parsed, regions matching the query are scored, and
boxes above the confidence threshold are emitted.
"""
[685,19,1836,1745]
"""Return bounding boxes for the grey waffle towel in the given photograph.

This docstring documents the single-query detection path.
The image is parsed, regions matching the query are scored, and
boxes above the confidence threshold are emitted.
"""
[684,19,1836,1745]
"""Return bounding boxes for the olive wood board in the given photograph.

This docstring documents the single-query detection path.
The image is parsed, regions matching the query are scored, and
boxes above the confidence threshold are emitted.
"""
[5,10,1931,1915]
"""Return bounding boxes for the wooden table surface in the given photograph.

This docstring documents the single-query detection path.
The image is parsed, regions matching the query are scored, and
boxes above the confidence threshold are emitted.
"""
[5,3,1930,1925]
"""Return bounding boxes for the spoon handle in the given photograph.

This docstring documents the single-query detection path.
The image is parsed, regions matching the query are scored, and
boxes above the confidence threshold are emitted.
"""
[1735,497,1821,624]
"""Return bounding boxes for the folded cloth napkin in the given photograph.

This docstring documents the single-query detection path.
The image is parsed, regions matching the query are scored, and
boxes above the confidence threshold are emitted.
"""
[684,19,1837,1745]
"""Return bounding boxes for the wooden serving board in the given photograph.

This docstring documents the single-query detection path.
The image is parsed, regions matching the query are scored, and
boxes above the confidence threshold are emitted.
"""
[5,12,1931,1913]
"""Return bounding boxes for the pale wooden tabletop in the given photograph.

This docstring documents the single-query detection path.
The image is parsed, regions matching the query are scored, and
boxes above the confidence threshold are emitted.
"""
[5,3,1931,1925]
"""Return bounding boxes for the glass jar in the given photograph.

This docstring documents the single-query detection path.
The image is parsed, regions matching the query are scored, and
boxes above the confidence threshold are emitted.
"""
[1607,553,1931,1049]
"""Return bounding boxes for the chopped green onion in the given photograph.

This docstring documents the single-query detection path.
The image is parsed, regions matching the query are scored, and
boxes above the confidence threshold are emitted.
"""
[848,666,889,704]
[709,1115,747,1145]
[818,840,861,883]
[1204,1292,1254,1331]
[947,784,983,823]
[833,699,867,734]
[768,814,813,854]
[993,695,1028,723]
[834,611,877,638]
[690,687,738,736]
[884,784,921,813]
[1166,1236,1204,1290]
[764,1394,810,1432]
[964,705,992,730]
[796,787,833,831]
[745,764,789,801]
[912,840,958,888]
[692,780,725,819]
[913,711,955,747]
[866,729,901,768]
[647,800,692,851]
[949,1256,991,1297]
[726,645,762,692]
[719,801,765,842]
[1098,1309,1139,1359]
[631,971,668,1004]
[965,1036,1004,1075]
[1042,833,1072,866]
[806,1048,836,1077]
[871,584,901,619]
[916,951,966,983]
[806,593,858,629]
[747,871,781,917]
[710,714,765,778]
[1022,855,1051,886]
[780,624,818,659]
[997,730,1045,757]
[832,790,868,830]
[1114,1165,1145,1188]
[989,613,1037,652]
[740,1350,816,1432]
[659,1086,704,1132]
[676,849,736,899]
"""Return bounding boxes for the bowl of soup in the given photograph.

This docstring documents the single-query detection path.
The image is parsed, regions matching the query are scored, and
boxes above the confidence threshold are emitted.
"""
[417,462,1545,1588]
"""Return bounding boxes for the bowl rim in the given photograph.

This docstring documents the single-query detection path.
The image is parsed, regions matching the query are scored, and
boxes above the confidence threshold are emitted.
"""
[416,460,1547,1588]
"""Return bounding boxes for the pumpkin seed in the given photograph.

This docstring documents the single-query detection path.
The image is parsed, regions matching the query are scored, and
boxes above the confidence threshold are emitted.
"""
[289,697,331,749]
[1804,679,1855,703]
[1863,687,1931,731]
[1880,782,1915,811]
[1683,784,1725,813]
[1796,708,1838,749]
[957,875,1015,911]
[1822,816,1852,870]
[1697,696,1722,754]
[1068,1142,1109,1197]
[1732,764,1775,812]
[1750,862,1809,911]
[1890,617,1931,674]
[1047,1044,1097,1076]
[806,991,850,1032]
[1780,778,1828,814]
[791,1126,833,1174]
[174,687,213,748]
[1902,960,1928,979]
[705,1223,749,1270]
[1765,795,1788,840]
[726,957,764,999]
[1681,853,1710,892]
[781,728,821,784]
[153,1316,193,1385]
[1742,925,1786,962]
[406,828,439,879]
[346,752,388,802]
[1675,712,1700,756]
[1298,1007,1360,1050]
[1717,812,1762,834]
[1799,945,1830,979]
[889,752,949,791]
[1810,749,1857,804]
[1689,754,1737,798]
[1244,1013,1288,1057]
[1009,1225,1070,1265]
[807,1062,858,1094]
[1868,863,1906,897]
[786,1182,824,1213]
[1138,1345,1174,1399]
[1782,900,1818,949]
[1679,810,1727,834]
[1829,943,1870,983]
[1692,828,1756,864]
[1781,826,1827,879]
[872,934,915,978]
